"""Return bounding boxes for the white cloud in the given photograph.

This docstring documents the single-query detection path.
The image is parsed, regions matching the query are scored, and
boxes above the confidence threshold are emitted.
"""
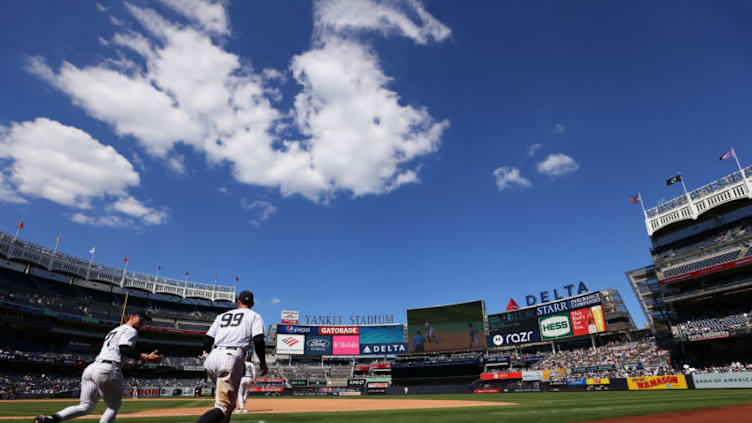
[241,199,278,221]
[157,0,230,36]
[493,166,532,191]
[536,153,579,177]
[166,154,187,175]
[270,297,281,305]
[71,213,132,227]
[527,143,543,157]
[0,118,167,225]
[218,187,229,193]
[314,0,451,45]
[111,196,168,225]
[551,123,565,135]
[0,118,139,208]
[95,2,107,13]
[0,173,27,204]
[27,0,450,203]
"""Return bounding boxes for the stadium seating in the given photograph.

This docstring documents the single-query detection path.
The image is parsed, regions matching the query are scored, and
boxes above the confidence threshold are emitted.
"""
[676,309,752,337]
[661,250,741,277]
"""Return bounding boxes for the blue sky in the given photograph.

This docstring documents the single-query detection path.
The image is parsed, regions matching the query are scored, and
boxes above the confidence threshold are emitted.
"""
[2,1,752,329]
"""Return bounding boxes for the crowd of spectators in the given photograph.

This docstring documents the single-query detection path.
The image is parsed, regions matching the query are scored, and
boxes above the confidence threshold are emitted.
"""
[683,361,752,375]
[531,339,671,378]
[676,309,752,337]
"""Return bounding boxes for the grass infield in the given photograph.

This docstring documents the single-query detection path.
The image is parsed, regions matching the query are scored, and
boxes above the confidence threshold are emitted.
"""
[2,390,751,423]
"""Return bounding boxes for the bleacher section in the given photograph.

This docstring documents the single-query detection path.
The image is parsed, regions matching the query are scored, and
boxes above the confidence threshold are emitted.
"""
[661,250,741,277]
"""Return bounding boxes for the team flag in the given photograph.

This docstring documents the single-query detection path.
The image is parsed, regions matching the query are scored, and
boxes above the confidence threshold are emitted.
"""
[18,221,23,230]
[720,148,735,161]
[666,174,682,186]
[55,235,61,243]
[89,247,96,254]
[124,258,128,263]
[629,194,642,204]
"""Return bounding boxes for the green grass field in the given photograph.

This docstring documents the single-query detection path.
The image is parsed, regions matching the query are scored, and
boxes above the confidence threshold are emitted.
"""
[2,390,752,423]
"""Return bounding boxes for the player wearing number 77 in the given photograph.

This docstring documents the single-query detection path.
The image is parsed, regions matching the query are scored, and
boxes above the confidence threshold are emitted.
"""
[194,291,267,423]
[34,314,162,423]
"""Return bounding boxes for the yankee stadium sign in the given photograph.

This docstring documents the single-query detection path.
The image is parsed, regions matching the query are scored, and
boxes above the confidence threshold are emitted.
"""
[303,314,395,325]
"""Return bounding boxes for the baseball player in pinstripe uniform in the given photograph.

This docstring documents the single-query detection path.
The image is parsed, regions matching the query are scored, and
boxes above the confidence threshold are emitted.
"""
[33,314,162,423]
[236,359,257,413]
[194,291,267,423]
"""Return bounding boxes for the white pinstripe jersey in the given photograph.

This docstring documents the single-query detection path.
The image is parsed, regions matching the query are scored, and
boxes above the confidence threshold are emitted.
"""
[96,324,138,362]
[207,308,264,349]
[244,362,256,378]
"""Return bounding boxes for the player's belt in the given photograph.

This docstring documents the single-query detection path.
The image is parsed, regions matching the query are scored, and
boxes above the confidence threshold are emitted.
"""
[215,346,240,350]
[98,360,119,364]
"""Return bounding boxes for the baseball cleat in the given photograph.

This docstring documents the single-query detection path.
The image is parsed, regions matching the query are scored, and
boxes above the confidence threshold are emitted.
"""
[34,417,51,423]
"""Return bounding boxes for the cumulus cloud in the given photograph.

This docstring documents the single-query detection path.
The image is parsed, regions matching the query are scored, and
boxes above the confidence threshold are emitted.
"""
[493,166,532,191]
[71,213,133,227]
[270,297,281,305]
[166,154,187,175]
[551,123,565,135]
[157,0,230,36]
[242,199,278,225]
[26,0,449,203]
[314,0,451,45]
[536,153,579,177]
[0,118,167,225]
[95,2,107,13]
[527,143,543,157]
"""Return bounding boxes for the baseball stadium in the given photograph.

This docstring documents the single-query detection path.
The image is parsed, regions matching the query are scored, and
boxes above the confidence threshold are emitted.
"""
[1,164,752,422]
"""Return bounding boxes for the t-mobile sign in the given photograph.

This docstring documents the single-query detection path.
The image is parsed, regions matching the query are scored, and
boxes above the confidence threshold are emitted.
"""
[332,335,360,355]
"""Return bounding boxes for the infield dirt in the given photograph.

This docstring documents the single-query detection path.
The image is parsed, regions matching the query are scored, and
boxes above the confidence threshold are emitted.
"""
[0,398,515,419]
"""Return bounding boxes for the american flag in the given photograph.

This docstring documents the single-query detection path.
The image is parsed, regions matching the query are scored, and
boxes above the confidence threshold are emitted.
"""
[720,148,735,161]
[629,194,641,204]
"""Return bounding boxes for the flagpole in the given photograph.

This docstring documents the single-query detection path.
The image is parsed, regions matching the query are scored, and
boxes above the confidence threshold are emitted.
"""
[11,223,21,243]
[120,292,129,325]
[638,192,647,218]
[53,234,61,254]
[731,147,752,197]
[678,172,697,219]
[212,275,217,302]
[120,259,129,288]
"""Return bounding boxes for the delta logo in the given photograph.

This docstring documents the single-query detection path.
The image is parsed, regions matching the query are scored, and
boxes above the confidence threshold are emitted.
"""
[282,337,300,346]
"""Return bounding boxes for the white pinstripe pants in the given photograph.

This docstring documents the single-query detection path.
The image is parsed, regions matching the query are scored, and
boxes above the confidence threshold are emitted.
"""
[238,377,253,409]
[204,348,244,417]
[56,362,122,423]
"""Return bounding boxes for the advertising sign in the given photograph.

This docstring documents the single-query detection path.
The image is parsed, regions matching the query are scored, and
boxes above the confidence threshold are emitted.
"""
[304,335,332,355]
[587,378,610,385]
[277,325,317,335]
[320,326,360,335]
[481,372,522,380]
[332,335,360,355]
[488,308,539,335]
[275,334,305,355]
[569,305,607,337]
[522,371,543,381]
[687,330,731,342]
[692,372,752,389]
[360,343,407,354]
[366,377,391,383]
[347,379,366,387]
[536,292,602,316]
[359,325,405,344]
[539,312,572,340]
[627,375,688,390]
[543,369,566,380]
[487,330,541,347]
[281,310,299,324]
[367,382,389,388]
[407,300,486,353]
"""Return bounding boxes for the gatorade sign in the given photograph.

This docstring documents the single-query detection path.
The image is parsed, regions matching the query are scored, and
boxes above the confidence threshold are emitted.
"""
[539,312,572,340]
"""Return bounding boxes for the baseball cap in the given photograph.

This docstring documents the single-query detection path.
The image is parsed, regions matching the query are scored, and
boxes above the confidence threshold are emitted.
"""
[127,312,152,323]
[238,290,254,306]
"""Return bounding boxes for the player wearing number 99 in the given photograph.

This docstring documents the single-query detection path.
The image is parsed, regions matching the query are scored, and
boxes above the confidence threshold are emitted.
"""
[34,314,162,423]
[194,291,267,423]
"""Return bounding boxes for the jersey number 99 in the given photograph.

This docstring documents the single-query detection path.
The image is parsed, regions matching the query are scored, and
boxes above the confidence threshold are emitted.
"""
[220,313,244,328]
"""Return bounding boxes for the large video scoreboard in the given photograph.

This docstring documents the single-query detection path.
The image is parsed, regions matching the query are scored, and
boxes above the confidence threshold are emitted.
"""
[487,292,606,347]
